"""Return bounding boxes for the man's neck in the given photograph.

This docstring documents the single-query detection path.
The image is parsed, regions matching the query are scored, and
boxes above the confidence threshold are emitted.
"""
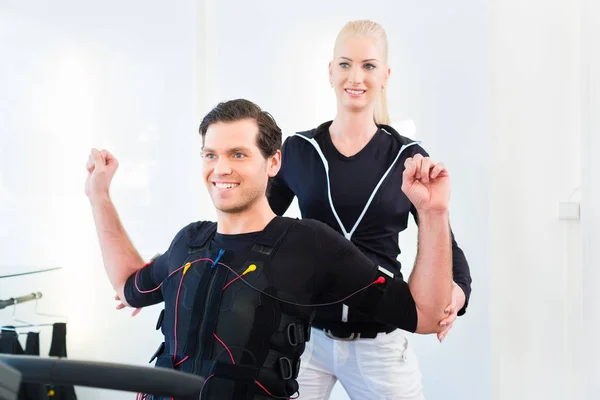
[216,197,276,235]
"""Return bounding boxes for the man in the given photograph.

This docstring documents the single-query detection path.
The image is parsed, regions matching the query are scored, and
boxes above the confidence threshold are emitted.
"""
[85,99,453,400]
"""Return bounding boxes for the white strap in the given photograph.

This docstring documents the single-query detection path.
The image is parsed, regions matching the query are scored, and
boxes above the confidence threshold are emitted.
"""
[294,133,419,240]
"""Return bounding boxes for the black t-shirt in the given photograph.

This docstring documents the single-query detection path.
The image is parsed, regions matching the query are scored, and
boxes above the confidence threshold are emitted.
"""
[324,126,402,234]
[124,217,418,333]
[268,121,472,330]
[212,231,260,252]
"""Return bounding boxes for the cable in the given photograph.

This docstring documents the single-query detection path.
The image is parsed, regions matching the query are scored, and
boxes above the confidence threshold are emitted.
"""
[174,356,189,367]
[173,272,186,365]
[213,333,234,364]
[212,333,297,400]
[138,257,385,308]
[134,257,213,293]
[222,264,256,291]
[210,249,225,269]
[216,261,386,308]
[198,374,214,399]
[254,381,274,397]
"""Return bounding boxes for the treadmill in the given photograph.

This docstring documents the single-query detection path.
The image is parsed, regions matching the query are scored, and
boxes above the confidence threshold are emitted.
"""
[0,361,20,400]
[0,354,205,400]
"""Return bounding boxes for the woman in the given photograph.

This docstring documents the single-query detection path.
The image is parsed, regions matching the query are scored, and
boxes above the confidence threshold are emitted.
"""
[267,20,472,399]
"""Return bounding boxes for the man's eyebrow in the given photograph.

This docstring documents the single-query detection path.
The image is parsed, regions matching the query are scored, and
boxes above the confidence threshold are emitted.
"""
[201,146,253,153]
[229,146,252,153]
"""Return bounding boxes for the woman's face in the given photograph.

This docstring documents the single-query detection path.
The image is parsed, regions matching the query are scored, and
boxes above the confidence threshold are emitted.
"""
[329,34,390,115]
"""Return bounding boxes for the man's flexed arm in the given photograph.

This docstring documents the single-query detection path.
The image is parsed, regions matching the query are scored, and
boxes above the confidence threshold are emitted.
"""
[402,154,453,334]
[85,148,144,306]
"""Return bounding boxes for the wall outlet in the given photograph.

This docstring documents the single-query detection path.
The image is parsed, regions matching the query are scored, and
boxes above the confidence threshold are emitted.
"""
[558,202,580,220]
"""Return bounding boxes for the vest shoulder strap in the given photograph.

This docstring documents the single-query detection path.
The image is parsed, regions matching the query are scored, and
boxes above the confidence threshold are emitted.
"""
[186,222,218,252]
[252,217,296,256]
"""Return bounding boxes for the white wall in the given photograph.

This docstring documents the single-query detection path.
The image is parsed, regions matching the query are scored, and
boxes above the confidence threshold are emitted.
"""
[581,0,600,396]
[489,1,585,400]
[0,1,200,398]
[1,1,597,399]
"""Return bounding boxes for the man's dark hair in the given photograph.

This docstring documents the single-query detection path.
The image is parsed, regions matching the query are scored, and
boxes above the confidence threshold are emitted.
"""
[199,99,282,158]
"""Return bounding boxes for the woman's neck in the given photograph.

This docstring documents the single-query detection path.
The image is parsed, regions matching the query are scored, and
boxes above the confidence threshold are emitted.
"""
[328,110,379,156]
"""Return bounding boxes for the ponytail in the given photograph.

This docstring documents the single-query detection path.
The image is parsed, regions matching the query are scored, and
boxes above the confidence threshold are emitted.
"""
[374,88,391,125]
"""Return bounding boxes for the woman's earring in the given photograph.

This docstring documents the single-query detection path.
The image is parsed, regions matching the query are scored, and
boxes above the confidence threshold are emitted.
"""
[330,82,334,88]
[382,86,385,92]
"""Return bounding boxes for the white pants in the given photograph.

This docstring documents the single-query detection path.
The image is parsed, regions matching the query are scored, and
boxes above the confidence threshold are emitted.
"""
[297,327,425,400]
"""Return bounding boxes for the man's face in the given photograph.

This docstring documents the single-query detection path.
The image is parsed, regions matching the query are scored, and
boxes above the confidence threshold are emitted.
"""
[202,118,280,214]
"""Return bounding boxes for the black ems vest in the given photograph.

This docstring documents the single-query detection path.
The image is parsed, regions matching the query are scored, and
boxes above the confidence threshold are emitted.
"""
[147,218,313,400]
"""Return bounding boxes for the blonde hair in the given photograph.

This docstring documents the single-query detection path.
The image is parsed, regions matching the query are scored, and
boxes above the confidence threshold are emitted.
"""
[334,20,391,125]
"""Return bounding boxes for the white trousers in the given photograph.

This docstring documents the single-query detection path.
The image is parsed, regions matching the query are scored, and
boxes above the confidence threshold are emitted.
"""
[297,327,425,400]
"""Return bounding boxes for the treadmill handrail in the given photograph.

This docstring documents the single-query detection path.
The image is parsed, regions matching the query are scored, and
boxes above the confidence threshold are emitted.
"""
[0,355,204,399]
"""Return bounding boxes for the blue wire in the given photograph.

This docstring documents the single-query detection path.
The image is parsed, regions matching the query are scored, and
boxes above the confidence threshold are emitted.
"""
[210,249,224,269]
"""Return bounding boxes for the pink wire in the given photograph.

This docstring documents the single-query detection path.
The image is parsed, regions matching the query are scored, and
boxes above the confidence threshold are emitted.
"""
[254,380,274,396]
[198,374,214,399]
[221,275,242,291]
[138,257,379,307]
[213,333,235,363]
[216,261,381,307]
[174,355,189,367]
[173,272,186,365]
[170,258,215,367]
[134,257,213,293]
[213,332,281,398]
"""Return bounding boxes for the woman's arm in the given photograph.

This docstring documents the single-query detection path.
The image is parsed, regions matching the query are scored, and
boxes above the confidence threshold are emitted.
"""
[267,139,296,215]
